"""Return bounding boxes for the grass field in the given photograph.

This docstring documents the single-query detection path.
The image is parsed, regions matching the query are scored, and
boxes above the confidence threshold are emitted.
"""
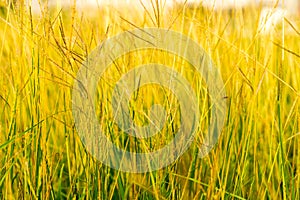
[0,1,299,199]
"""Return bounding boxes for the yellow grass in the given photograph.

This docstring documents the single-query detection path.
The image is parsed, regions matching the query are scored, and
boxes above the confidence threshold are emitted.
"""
[0,1,299,199]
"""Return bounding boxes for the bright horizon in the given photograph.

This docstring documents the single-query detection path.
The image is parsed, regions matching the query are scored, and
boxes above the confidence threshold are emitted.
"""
[27,0,299,12]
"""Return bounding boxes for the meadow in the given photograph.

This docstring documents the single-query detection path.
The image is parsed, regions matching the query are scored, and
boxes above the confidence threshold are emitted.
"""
[0,1,299,199]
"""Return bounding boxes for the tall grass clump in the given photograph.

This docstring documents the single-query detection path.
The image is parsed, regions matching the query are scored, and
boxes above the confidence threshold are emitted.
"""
[0,0,299,199]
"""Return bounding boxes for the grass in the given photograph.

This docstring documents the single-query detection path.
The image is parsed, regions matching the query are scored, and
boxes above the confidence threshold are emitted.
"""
[0,1,299,199]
